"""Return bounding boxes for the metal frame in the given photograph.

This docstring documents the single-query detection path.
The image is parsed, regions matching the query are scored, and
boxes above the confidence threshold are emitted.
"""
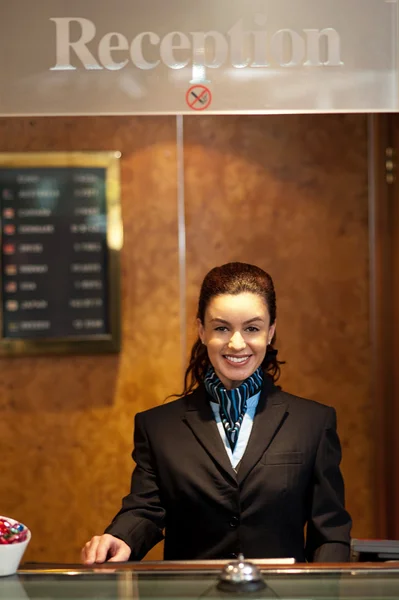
[0,151,122,355]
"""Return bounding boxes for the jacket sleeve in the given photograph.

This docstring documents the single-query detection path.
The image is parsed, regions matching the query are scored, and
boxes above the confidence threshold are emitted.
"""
[104,412,165,560]
[305,407,352,562]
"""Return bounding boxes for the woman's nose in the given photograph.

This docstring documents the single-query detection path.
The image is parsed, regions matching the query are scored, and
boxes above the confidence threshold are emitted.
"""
[228,331,246,350]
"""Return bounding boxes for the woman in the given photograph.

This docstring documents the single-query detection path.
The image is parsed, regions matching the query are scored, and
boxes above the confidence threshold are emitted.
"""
[82,262,351,564]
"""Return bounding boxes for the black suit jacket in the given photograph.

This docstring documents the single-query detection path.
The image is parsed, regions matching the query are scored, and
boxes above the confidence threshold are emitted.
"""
[105,380,352,562]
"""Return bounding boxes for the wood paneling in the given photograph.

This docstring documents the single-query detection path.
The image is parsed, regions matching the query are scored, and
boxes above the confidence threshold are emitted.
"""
[184,115,375,538]
[0,117,180,562]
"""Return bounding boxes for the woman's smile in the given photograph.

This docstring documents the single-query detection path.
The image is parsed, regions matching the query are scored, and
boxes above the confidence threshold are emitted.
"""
[223,354,252,365]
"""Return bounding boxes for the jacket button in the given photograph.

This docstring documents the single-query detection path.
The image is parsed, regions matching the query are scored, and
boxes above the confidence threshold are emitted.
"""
[229,516,239,528]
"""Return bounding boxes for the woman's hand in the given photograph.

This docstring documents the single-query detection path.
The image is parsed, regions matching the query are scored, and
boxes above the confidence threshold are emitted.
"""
[81,534,131,564]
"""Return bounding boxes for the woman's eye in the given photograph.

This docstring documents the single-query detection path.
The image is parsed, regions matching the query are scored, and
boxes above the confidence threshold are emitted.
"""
[246,326,260,332]
[215,326,228,332]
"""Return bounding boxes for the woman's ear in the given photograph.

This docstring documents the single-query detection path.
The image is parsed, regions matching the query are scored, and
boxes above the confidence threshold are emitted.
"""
[197,318,205,344]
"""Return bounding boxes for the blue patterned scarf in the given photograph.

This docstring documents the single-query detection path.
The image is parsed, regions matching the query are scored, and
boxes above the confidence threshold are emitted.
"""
[204,366,264,451]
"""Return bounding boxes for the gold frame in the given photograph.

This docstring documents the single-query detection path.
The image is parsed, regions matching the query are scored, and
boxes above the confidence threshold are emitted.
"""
[0,151,122,356]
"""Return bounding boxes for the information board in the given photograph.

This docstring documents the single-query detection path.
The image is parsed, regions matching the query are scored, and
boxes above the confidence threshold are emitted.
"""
[0,153,122,355]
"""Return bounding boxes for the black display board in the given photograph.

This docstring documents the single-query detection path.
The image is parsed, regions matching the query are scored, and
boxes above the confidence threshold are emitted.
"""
[0,153,121,355]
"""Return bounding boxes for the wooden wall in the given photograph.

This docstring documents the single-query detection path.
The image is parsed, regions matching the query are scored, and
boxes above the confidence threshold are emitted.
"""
[0,114,375,563]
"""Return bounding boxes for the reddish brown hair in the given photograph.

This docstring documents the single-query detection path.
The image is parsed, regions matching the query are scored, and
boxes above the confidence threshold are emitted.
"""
[182,262,283,395]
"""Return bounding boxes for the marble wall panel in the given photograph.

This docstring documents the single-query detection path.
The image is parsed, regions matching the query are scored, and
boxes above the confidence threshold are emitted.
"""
[0,114,376,566]
[0,116,179,562]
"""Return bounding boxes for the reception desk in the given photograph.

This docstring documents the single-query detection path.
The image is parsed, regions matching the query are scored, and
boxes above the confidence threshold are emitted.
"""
[2,561,399,599]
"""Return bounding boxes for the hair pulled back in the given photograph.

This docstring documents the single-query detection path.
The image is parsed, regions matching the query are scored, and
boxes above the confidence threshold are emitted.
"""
[183,262,283,396]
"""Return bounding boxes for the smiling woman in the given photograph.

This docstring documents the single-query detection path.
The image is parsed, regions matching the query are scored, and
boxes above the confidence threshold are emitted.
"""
[195,265,277,393]
[198,293,274,389]
[184,263,281,396]
[82,262,352,565]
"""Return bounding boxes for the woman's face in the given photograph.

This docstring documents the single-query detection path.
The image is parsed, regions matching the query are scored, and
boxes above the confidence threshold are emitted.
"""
[198,292,276,390]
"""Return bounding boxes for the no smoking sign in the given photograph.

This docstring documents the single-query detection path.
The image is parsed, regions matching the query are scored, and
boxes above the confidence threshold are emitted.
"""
[186,85,212,111]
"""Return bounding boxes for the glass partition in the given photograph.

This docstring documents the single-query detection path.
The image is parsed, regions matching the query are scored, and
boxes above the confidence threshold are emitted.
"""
[1,0,398,114]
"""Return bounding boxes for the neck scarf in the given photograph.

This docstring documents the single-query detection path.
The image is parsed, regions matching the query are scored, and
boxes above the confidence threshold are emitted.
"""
[204,366,264,451]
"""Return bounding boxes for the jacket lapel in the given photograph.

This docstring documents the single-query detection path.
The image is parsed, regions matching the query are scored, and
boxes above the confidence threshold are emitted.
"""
[182,386,237,484]
[237,381,288,485]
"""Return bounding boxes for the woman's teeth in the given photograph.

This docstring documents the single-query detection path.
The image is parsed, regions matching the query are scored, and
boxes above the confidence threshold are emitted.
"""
[224,356,249,363]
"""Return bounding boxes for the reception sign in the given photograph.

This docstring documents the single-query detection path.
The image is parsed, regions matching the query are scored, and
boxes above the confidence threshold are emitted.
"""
[0,0,397,114]
[0,153,122,355]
